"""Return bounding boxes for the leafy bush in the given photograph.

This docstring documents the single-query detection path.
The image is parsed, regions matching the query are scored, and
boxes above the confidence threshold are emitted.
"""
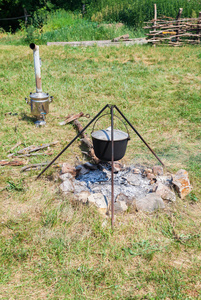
[38,9,143,43]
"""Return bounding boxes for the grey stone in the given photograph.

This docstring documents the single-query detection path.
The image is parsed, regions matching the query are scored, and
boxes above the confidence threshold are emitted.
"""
[60,179,74,193]
[136,193,165,212]
[74,181,87,194]
[114,200,128,214]
[126,174,141,186]
[155,182,176,202]
[116,193,136,207]
[148,183,158,193]
[76,191,91,203]
[87,193,108,214]
[157,175,173,187]
[59,173,73,181]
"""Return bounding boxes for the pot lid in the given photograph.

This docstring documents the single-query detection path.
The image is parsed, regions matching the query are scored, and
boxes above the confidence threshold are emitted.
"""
[30,92,49,100]
[91,127,128,141]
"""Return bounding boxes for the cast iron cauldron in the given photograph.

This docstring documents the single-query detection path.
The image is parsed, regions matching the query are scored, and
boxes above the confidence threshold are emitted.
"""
[91,128,130,161]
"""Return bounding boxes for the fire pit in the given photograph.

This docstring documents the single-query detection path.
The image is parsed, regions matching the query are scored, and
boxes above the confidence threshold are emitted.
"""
[37,104,166,227]
[59,162,188,215]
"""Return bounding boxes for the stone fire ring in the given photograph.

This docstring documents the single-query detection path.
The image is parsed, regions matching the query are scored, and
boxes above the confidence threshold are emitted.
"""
[58,162,192,215]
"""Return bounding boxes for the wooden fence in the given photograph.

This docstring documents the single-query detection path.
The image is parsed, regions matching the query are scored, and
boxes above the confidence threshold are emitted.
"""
[144,5,201,46]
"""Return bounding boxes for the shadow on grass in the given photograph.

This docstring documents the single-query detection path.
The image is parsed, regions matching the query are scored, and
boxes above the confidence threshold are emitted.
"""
[20,113,37,124]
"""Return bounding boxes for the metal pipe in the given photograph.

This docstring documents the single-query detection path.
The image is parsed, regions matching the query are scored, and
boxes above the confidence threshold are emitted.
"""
[36,104,109,179]
[30,43,42,93]
[114,105,165,166]
[111,105,114,229]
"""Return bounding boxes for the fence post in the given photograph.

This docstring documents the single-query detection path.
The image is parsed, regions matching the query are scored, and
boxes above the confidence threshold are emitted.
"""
[153,3,157,47]
[176,8,183,43]
[198,12,201,44]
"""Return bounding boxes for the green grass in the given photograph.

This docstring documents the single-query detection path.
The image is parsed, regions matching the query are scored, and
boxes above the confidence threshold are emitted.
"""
[0,44,201,298]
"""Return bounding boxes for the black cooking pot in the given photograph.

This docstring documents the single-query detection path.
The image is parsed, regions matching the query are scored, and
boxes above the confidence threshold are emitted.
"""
[91,127,130,161]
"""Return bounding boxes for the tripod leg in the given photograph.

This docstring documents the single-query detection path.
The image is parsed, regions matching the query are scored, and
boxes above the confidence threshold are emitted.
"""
[111,105,114,229]
[114,105,164,166]
[36,104,109,179]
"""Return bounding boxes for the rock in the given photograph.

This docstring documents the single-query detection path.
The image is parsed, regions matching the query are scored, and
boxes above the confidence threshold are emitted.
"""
[83,162,98,170]
[132,168,141,174]
[148,183,158,193]
[61,163,76,176]
[74,181,87,194]
[114,200,128,214]
[155,182,176,202]
[113,162,123,172]
[60,179,74,193]
[149,178,157,185]
[116,193,136,208]
[152,165,163,176]
[116,193,129,202]
[136,194,165,212]
[126,174,141,186]
[87,193,108,214]
[59,173,73,181]
[173,169,192,199]
[102,168,111,179]
[142,168,153,177]
[76,191,91,203]
[157,175,173,187]
[147,173,156,181]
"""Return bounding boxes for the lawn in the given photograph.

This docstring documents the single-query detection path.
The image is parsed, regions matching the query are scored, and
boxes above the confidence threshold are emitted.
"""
[0,43,201,299]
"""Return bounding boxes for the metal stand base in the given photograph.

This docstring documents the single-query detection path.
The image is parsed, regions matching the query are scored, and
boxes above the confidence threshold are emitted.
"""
[35,120,46,126]
[36,104,164,229]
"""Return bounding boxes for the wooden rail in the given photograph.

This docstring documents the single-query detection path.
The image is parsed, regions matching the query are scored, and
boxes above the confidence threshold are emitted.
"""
[144,5,201,46]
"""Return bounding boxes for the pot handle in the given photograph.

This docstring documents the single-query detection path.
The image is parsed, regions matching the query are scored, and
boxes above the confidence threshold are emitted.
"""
[25,97,30,105]
[91,113,130,140]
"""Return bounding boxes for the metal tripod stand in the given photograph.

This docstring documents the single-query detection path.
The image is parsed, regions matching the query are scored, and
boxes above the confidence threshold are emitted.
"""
[36,104,164,228]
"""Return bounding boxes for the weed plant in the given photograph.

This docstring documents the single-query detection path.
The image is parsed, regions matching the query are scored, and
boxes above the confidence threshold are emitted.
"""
[0,44,200,298]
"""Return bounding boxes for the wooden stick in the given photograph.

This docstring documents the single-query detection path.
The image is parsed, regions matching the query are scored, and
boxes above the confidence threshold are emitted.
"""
[148,33,200,42]
[112,34,130,42]
[17,141,59,154]
[9,141,22,152]
[59,112,84,126]
[15,152,53,158]
[0,160,24,166]
[144,18,198,24]
[21,162,50,172]
[73,119,100,164]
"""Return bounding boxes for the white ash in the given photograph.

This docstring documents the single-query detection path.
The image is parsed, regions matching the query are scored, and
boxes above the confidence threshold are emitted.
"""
[75,164,150,200]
